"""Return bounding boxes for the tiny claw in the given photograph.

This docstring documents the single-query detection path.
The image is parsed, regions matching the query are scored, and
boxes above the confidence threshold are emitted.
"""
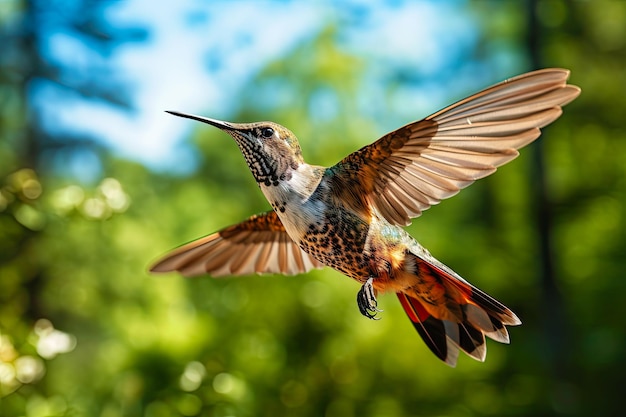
[357,277,382,320]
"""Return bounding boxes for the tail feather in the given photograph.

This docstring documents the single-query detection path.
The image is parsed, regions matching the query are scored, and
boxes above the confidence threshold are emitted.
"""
[464,284,521,326]
[398,292,516,366]
[397,293,459,366]
[485,314,512,344]
[397,255,521,366]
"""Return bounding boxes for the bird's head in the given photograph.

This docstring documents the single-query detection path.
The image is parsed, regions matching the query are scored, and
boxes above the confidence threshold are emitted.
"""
[167,111,304,187]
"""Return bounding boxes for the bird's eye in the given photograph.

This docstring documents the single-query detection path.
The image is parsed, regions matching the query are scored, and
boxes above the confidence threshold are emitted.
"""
[261,127,274,138]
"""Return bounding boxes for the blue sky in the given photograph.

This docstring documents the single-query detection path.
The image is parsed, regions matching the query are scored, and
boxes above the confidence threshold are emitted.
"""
[38,1,520,173]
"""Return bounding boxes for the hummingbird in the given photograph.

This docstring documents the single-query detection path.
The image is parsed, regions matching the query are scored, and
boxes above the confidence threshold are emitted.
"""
[151,68,580,366]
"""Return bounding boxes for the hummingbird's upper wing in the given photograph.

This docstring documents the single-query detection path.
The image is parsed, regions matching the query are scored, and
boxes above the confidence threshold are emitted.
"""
[150,211,324,277]
[330,68,580,226]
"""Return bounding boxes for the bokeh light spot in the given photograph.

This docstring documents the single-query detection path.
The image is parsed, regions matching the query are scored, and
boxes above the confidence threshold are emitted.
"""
[0,334,18,362]
[82,197,108,219]
[179,361,206,392]
[212,372,234,394]
[176,393,202,416]
[22,178,43,200]
[14,204,46,230]
[51,185,85,214]
[15,355,45,383]
[99,177,130,212]
[0,362,16,386]
[34,319,77,359]
[212,372,247,400]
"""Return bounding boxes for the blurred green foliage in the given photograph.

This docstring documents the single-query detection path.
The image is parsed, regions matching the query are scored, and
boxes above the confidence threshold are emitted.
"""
[1,1,626,416]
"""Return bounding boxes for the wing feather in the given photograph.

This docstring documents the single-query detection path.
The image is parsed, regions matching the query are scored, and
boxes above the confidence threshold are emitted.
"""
[150,211,325,277]
[330,68,581,225]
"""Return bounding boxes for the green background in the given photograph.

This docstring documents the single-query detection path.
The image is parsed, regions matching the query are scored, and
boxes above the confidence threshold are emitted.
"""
[1,1,625,416]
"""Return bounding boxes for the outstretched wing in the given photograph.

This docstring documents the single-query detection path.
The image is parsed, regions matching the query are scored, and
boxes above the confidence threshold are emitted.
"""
[330,68,581,226]
[150,211,324,277]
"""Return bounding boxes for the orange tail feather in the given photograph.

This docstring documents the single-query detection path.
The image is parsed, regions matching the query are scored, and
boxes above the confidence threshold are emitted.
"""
[397,257,521,366]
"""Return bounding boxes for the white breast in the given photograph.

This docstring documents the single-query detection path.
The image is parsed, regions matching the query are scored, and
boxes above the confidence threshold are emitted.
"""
[260,163,326,243]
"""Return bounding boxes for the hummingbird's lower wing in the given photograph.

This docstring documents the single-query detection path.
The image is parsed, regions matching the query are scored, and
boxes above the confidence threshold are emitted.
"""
[150,211,324,277]
[331,68,581,226]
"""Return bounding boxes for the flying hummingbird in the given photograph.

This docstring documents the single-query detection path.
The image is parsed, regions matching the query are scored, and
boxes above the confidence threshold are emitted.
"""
[151,68,580,366]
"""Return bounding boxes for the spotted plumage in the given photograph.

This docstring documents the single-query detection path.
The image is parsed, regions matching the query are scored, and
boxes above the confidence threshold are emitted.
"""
[299,205,372,279]
[151,69,580,366]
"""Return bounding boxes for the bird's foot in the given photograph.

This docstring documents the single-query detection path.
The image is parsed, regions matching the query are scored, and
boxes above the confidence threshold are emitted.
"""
[357,277,382,320]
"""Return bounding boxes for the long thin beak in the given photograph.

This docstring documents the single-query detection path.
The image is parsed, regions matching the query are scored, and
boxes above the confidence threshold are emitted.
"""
[166,110,234,131]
